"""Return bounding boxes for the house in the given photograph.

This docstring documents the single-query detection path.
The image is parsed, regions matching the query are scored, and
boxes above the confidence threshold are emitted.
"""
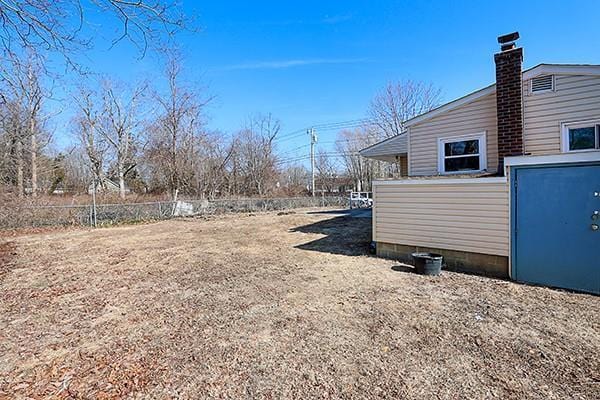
[360,32,600,294]
[87,177,131,195]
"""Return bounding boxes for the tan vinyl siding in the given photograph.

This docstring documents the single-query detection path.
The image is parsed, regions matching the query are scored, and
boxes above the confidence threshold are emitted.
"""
[409,92,499,176]
[523,74,600,155]
[373,180,509,256]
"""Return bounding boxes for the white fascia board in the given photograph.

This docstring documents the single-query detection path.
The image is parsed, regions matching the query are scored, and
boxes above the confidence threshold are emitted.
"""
[505,151,600,167]
[372,177,507,186]
[523,64,600,80]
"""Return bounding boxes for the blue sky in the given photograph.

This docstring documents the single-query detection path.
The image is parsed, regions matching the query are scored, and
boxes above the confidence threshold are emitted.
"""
[55,0,600,162]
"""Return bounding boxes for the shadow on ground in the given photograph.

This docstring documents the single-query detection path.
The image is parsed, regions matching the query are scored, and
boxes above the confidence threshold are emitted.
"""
[306,208,372,218]
[391,265,415,273]
[305,209,349,216]
[290,215,372,256]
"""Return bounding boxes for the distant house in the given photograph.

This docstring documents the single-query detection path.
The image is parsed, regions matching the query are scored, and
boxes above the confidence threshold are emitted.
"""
[88,178,130,195]
[360,32,600,294]
[51,184,66,195]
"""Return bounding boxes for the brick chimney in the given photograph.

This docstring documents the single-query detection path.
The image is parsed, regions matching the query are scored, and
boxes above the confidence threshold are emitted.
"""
[494,32,524,174]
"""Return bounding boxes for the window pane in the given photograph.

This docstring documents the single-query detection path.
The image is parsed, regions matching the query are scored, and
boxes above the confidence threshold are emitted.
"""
[444,140,479,156]
[569,127,595,150]
[445,156,480,172]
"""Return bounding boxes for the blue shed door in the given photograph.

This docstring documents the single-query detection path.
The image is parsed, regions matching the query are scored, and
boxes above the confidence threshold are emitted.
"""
[512,163,600,294]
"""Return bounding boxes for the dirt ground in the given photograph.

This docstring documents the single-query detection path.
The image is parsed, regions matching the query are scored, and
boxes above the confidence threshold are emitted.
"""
[0,208,598,399]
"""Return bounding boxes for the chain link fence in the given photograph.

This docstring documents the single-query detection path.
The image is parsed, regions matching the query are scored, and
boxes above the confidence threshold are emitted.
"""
[1,196,348,229]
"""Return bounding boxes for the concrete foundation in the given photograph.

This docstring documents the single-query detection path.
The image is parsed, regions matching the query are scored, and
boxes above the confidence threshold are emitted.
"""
[376,242,509,278]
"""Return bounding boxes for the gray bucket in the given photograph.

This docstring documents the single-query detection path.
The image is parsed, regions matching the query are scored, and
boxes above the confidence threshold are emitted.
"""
[411,252,443,276]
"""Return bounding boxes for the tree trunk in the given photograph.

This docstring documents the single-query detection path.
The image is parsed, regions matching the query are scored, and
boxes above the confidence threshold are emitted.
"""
[16,140,24,197]
[118,167,126,199]
[30,120,37,197]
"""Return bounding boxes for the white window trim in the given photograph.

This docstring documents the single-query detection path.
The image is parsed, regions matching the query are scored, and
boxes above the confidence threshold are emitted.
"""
[529,74,555,95]
[560,119,600,153]
[437,132,487,175]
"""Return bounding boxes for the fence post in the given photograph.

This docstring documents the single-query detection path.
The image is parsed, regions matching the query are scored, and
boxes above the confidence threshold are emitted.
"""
[91,178,98,227]
[158,202,162,219]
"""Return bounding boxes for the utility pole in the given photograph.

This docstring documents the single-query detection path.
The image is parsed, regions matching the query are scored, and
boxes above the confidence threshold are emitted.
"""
[308,128,317,196]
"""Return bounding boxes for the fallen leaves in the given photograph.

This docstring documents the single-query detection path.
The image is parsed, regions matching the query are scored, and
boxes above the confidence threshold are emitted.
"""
[0,209,598,399]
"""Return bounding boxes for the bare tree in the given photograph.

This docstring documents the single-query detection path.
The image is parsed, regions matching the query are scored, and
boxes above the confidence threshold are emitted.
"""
[72,86,108,192]
[59,146,91,193]
[146,53,211,198]
[0,98,25,195]
[95,80,146,198]
[0,52,50,197]
[8,54,44,196]
[279,164,309,195]
[336,128,386,191]
[235,113,280,196]
[193,132,233,199]
[0,1,188,68]
[315,149,339,193]
[369,80,441,138]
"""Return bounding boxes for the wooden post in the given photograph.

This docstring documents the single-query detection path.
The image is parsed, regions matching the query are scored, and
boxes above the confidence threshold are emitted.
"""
[91,178,97,227]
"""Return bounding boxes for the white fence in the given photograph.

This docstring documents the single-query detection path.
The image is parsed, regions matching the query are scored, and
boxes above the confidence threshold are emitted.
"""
[2,196,348,229]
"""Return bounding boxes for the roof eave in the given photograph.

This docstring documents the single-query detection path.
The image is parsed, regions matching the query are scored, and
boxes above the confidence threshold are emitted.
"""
[404,63,600,128]
[404,84,496,128]
[523,63,600,79]
[358,133,407,155]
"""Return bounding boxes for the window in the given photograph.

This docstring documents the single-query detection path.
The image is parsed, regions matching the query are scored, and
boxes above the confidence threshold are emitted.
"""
[561,120,600,153]
[438,133,487,174]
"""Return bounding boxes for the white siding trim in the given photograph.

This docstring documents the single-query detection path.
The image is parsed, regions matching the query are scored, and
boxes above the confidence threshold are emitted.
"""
[505,152,600,167]
[373,177,507,186]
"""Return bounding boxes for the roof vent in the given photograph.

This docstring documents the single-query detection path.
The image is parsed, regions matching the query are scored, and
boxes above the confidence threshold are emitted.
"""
[531,75,554,93]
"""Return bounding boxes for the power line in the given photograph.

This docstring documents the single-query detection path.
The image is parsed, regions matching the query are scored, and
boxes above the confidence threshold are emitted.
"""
[273,128,308,142]
[275,151,359,165]
[277,143,310,156]
[273,118,378,144]
[273,117,385,174]
[318,137,385,145]
[312,118,373,129]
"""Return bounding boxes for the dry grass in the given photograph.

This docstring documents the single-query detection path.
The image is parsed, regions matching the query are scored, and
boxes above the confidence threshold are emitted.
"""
[0,209,598,399]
